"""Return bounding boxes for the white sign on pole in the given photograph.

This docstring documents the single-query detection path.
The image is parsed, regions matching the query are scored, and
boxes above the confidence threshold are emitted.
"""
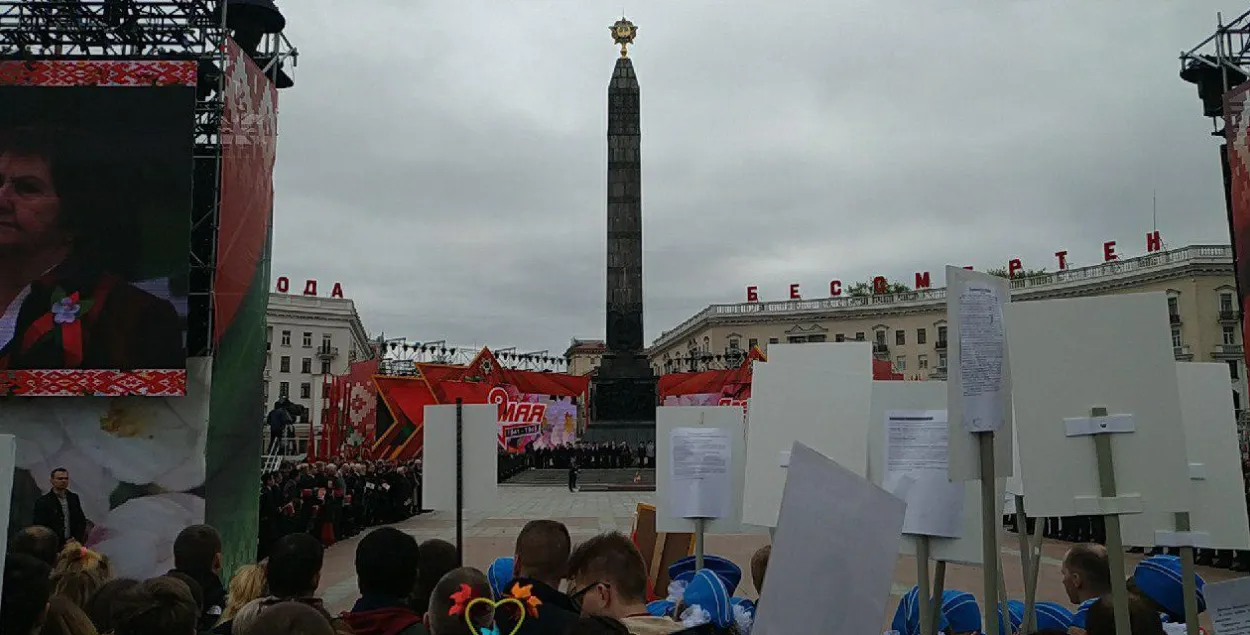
[657,407,762,534]
[742,343,872,528]
[1121,363,1250,550]
[884,410,965,538]
[1206,577,1250,635]
[1005,292,1190,518]
[946,266,1014,482]
[669,426,732,519]
[422,404,499,513]
[867,381,1005,564]
[752,442,906,635]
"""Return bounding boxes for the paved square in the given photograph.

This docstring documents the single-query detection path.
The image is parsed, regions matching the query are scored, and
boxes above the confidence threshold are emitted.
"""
[316,486,1246,630]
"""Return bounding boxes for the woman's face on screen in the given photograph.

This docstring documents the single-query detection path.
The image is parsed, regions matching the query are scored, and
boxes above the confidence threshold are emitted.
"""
[0,152,65,253]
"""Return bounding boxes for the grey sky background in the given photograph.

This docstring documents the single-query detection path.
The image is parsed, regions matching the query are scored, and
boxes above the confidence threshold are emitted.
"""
[270,1,1242,355]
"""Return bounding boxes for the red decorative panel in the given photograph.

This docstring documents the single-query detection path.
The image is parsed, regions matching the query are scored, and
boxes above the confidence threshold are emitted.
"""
[0,60,197,87]
[0,370,187,396]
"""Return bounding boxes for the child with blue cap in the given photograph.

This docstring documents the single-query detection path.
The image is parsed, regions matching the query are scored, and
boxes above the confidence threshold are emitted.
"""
[673,569,740,634]
[940,590,982,635]
[888,586,947,635]
[1127,555,1207,627]
[997,600,1073,635]
[486,557,514,600]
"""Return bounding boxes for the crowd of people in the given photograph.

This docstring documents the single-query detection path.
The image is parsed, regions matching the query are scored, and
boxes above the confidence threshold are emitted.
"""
[519,441,657,471]
[258,460,422,559]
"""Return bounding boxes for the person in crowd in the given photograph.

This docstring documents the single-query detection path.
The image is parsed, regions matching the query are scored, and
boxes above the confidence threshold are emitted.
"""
[39,596,99,635]
[749,546,769,598]
[85,578,138,635]
[566,531,683,635]
[341,527,426,635]
[164,571,206,627]
[1061,543,1112,635]
[487,557,515,599]
[267,399,295,455]
[497,520,578,635]
[32,468,89,548]
[52,570,104,611]
[671,569,738,634]
[937,590,981,635]
[53,541,111,580]
[215,564,267,634]
[891,586,946,635]
[170,524,227,631]
[111,576,200,635]
[2,553,52,635]
[414,539,460,615]
[424,568,495,635]
[258,532,350,632]
[1084,594,1166,635]
[11,525,61,566]
[1000,600,1073,635]
[1126,555,1207,627]
[569,455,580,492]
[567,616,632,635]
[247,601,336,635]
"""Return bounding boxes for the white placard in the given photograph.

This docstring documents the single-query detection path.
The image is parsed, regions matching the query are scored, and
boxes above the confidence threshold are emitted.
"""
[867,381,1004,564]
[1004,292,1190,518]
[422,404,499,513]
[1121,362,1250,550]
[1207,576,1250,635]
[657,407,762,534]
[752,443,906,635]
[742,343,872,528]
[946,267,1014,482]
[669,426,732,519]
[0,435,14,602]
[885,410,965,538]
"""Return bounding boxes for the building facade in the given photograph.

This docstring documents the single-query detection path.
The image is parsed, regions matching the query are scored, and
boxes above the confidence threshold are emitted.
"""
[564,338,607,376]
[264,293,371,437]
[644,244,1248,413]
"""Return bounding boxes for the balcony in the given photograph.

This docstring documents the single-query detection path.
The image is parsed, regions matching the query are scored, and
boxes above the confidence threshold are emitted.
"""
[1214,343,1244,359]
[316,345,339,360]
[1169,313,1182,325]
[935,339,948,352]
[1173,345,1193,361]
[872,342,889,359]
[931,366,948,380]
[1220,310,1240,324]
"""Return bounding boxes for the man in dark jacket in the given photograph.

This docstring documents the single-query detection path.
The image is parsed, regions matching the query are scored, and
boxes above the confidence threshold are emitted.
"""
[267,400,294,455]
[168,524,226,633]
[341,527,426,635]
[496,520,579,635]
[30,468,87,548]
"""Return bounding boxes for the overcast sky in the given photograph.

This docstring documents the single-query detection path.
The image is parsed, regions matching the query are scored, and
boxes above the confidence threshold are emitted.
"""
[269,1,1243,355]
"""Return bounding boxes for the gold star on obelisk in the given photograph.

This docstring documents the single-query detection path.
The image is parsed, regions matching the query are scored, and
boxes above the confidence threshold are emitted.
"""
[611,17,637,58]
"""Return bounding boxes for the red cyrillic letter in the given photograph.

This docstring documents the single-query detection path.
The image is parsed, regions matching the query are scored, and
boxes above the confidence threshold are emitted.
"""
[747,286,759,302]
[873,276,887,295]
[276,276,289,293]
[829,280,842,296]
[331,282,344,299]
[303,279,318,296]
[1055,250,1068,270]
[1146,231,1162,252]
[914,271,931,289]
[789,283,801,300]
[1008,258,1022,278]
[1103,241,1118,262]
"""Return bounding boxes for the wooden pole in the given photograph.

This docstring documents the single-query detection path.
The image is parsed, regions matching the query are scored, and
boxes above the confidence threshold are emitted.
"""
[978,432,1000,633]
[1174,512,1200,635]
[1091,407,1131,635]
[917,538,933,635]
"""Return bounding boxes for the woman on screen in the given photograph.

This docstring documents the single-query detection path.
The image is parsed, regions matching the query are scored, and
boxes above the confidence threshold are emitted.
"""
[0,125,183,371]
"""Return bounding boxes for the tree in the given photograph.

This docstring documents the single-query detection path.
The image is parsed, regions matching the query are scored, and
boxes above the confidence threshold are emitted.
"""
[847,278,912,297]
[986,266,1049,279]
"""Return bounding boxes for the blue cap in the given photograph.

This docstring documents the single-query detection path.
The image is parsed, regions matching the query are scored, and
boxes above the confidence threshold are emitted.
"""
[668,555,743,594]
[731,597,755,612]
[941,590,982,634]
[682,569,733,628]
[646,600,675,617]
[1034,602,1074,632]
[891,586,949,635]
[486,557,514,599]
[999,600,1025,634]
[1133,555,1207,620]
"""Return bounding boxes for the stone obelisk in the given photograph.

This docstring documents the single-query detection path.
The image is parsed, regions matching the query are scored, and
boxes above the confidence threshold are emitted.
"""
[589,17,657,443]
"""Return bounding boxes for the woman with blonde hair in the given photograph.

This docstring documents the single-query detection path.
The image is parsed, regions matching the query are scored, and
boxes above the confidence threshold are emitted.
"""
[53,541,112,580]
[215,564,268,634]
[52,570,105,612]
[39,595,100,635]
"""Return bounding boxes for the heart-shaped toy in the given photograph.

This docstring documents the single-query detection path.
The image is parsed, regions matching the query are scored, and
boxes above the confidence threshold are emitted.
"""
[464,597,526,635]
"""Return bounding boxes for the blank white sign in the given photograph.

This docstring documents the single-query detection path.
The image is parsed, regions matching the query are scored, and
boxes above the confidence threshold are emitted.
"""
[422,404,499,513]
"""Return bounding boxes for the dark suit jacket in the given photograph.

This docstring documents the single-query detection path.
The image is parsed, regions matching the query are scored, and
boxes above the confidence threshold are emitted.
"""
[495,577,579,635]
[0,259,183,371]
[31,490,88,547]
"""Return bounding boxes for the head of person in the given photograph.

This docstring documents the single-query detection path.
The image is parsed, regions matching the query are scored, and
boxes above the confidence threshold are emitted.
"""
[1061,543,1112,604]
[487,557,515,599]
[266,533,324,599]
[54,542,112,580]
[50,467,70,493]
[939,590,981,635]
[750,545,770,596]
[164,572,205,616]
[424,568,493,635]
[222,564,268,623]
[173,524,223,576]
[513,519,571,588]
[564,615,631,635]
[245,600,335,635]
[51,570,105,611]
[356,527,420,600]
[0,127,74,260]
[1085,594,1166,635]
[566,532,650,619]
[112,576,200,635]
[415,539,461,614]
[675,569,734,630]
[85,578,139,634]
[11,525,61,566]
[1,553,52,635]
[1128,555,1207,622]
[38,596,97,635]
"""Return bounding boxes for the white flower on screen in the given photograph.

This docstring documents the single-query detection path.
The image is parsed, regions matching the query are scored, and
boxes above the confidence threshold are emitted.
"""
[24,444,119,523]
[70,396,207,492]
[0,399,92,470]
[89,493,205,580]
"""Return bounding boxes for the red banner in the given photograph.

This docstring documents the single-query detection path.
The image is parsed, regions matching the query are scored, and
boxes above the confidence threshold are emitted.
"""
[1225,81,1250,369]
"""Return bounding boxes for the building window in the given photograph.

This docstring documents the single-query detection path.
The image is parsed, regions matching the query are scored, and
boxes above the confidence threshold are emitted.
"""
[855,332,865,341]
[875,330,886,345]
[835,334,845,342]
[1235,390,1242,412]
[300,382,311,399]
[748,338,758,350]
[1221,292,1235,313]
[321,360,331,375]
[302,332,313,348]
[1172,326,1183,348]
[266,327,272,351]
[809,334,827,343]
[787,335,806,344]
[917,328,927,345]
[322,334,332,349]
[728,338,740,351]
[938,353,947,368]
[918,355,929,370]
[1167,296,1180,317]
[280,356,290,373]
[1223,326,1237,345]
[937,326,947,343]
[895,330,905,346]
[262,383,269,401]
[322,382,330,397]
[301,358,312,374]
[768,337,779,344]
[1229,360,1239,380]
[895,356,906,372]
[279,381,290,398]
[281,330,291,347]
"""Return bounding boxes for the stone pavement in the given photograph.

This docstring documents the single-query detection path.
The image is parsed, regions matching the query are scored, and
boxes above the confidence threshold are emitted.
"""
[316,486,1246,629]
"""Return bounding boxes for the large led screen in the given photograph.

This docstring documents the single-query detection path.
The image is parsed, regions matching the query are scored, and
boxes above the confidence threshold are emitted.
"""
[0,60,196,396]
